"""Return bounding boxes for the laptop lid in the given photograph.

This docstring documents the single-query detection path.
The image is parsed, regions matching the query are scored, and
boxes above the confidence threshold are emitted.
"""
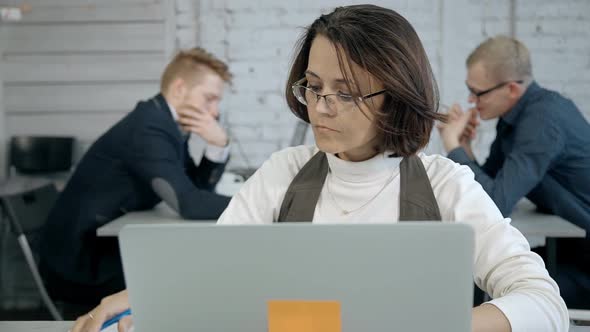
[119,223,474,332]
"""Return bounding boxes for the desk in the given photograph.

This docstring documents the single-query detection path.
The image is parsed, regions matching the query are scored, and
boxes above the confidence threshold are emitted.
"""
[2,321,589,332]
[96,203,193,237]
[509,199,586,277]
[94,171,246,236]
[0,321,72,332]
[97,198,586,278]
[98,200,587,241]
[510,199,586,239]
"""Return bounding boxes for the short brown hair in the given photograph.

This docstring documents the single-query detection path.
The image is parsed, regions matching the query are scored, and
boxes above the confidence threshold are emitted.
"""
[160,48,232,92]
[466,35,532,82]
[285,5,443,157]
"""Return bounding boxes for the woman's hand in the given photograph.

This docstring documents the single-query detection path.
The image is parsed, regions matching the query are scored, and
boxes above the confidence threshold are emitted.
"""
[71,290,133,332]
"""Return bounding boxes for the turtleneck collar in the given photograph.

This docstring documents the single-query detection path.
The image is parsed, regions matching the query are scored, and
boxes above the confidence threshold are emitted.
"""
[325,151,402,183]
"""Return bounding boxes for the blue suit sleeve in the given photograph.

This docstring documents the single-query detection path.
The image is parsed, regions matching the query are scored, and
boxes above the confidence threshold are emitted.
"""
[183,139,228,191]
[127,122,230,219]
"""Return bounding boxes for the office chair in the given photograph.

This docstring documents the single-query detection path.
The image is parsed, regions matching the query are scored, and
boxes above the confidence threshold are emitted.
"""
[0,183,63,320]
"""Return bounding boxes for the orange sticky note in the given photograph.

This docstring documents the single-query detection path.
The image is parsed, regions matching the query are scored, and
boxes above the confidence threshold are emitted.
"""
[267,300,341,332]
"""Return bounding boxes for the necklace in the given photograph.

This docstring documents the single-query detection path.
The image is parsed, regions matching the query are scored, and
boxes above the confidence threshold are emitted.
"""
[325,168,398,216]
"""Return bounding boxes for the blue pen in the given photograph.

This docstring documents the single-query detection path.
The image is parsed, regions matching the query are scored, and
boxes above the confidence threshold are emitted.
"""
[101,309,132,331]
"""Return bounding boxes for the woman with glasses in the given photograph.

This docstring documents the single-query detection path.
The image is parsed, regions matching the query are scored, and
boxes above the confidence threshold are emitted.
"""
[72,5,567,332]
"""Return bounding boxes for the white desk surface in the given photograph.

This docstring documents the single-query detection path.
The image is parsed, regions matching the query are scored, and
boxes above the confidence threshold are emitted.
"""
[0,321,73,332]
[95,169,245,236]
[97,199,587,241]
[510,199,586,238]
[96,203,195,236]
[2,321,589,332]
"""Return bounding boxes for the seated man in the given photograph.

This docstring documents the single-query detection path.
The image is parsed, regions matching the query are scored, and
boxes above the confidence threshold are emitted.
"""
[439,36,590,309]
[39,48,233,313]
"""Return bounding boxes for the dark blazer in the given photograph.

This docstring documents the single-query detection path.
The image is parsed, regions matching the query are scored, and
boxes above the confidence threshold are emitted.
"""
[40,94,231,303]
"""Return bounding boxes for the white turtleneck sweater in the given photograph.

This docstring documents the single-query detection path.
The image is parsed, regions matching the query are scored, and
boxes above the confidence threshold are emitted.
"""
[217,145,568,332]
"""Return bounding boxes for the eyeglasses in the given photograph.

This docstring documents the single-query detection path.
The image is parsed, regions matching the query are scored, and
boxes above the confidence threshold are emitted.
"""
[467,80,523,99]
[291,77,386,112]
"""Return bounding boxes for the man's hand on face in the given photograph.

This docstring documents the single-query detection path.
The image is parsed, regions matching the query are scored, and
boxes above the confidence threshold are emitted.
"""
[437,103,480,153]
[177,106,228,147]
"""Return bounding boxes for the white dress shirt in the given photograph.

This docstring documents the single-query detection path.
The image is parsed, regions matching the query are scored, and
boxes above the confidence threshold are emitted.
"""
[218,145,569,332]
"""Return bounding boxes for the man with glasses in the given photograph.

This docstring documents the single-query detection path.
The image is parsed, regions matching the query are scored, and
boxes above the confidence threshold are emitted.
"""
[438,35,590,309]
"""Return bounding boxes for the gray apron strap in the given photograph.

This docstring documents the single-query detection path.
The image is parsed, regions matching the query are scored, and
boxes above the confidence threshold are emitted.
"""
[399,155,441,221]
[277,152,329,222]
[278,152,441,222]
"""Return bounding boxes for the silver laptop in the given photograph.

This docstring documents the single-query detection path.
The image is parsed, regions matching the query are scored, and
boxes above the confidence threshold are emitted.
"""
[119,223,474,332]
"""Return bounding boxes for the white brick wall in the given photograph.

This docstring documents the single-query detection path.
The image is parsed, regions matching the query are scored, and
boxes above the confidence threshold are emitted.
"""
[186,0,590,168]
[0,1,179,177]
[516,0,590,119]
[176,0,199,49]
